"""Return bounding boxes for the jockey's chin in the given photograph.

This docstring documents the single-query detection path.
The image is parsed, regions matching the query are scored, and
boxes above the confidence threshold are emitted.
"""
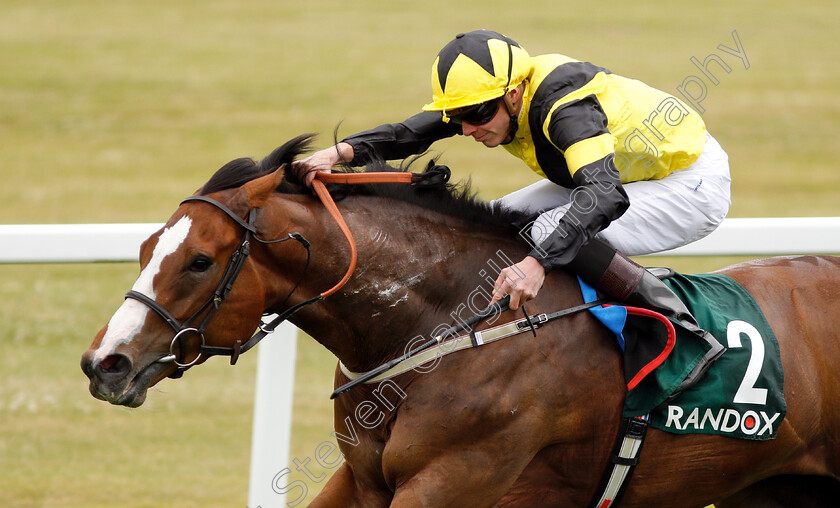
[471,130,507,148]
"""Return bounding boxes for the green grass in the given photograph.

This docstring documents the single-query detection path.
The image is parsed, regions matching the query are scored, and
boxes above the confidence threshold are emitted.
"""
[1,0,838,506]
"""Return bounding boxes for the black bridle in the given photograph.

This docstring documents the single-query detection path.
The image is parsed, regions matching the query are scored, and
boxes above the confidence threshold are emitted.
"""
[126,168,451,379]
[125,195,317,378]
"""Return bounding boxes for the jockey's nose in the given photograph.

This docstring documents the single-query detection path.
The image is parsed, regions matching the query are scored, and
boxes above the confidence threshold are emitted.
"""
[461,122,479,137]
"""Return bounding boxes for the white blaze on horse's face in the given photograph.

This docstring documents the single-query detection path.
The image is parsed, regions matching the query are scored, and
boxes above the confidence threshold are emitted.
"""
[92,216,193,363]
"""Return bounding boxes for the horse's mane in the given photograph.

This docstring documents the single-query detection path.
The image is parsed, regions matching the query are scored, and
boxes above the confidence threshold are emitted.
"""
[199,134,535,232]
[199,134,316,195]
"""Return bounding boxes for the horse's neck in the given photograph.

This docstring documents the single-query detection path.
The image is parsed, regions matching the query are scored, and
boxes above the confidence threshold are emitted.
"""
[270,195,531,371]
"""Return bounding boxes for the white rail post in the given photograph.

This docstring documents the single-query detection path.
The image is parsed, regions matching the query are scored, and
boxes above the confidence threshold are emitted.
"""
[248,320,298,508]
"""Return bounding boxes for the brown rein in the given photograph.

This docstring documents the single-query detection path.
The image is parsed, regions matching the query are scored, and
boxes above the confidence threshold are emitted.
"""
[310,171,422,298]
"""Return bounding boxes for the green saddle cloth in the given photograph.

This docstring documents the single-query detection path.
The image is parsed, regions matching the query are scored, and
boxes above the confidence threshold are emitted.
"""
[624,273,786,441]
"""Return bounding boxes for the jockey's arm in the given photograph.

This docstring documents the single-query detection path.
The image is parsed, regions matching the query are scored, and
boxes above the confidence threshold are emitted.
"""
[342,111,459,165]
[493,157,628,309]
[529,96,631,272]
[296,142,355,187]
[493,96,631,308]
[528,154,629,272]
[295,111,459,187]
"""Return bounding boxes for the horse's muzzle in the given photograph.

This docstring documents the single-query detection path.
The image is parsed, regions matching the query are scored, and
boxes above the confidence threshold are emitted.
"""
[80,351,168,407]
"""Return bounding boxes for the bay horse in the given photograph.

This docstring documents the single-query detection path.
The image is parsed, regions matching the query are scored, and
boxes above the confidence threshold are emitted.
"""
[81,135,840,507]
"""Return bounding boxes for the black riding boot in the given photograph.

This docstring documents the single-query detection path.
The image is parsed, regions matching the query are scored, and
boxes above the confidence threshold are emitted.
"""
[566,238,726,396]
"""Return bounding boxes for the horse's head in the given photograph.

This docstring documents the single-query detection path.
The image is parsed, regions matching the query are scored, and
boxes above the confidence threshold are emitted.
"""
[82,133,538,406]
[81,165,289,407]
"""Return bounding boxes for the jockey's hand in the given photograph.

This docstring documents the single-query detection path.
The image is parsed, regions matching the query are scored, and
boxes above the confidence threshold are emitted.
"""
[492,256,546,310]
[292,142,354,187]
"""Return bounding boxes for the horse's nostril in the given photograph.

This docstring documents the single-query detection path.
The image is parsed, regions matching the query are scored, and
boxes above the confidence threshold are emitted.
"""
[96,354,132,377]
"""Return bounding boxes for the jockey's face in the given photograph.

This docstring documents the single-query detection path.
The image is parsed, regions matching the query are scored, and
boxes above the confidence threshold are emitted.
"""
[459,100,511,147]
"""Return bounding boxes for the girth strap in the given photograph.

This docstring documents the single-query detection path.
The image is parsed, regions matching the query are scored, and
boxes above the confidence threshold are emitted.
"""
[591,414,650,508]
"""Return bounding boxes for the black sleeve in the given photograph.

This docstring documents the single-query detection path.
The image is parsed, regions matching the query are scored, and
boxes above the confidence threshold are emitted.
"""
[524,93,629,270]
[527,156,630,272]
[546,95,610,151]
[341,111,461,166]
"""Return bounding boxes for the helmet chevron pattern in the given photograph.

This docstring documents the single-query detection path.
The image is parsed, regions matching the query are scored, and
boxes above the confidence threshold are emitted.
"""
[423,30,531,114]
[436,30,519,91]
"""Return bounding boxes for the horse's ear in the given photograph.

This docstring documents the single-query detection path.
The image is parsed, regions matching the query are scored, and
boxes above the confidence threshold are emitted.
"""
[241,166,286,207]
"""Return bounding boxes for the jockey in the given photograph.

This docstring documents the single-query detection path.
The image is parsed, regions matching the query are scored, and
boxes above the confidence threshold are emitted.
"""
[294,30,731,393]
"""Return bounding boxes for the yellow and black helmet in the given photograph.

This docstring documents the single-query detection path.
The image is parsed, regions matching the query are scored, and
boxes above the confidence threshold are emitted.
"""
[422,30,531,118]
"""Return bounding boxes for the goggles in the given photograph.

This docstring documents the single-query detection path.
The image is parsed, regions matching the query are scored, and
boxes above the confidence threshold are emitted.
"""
[447,98,501,125]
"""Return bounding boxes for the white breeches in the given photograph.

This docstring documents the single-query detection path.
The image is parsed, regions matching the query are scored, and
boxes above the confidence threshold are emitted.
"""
[493,133,732,256]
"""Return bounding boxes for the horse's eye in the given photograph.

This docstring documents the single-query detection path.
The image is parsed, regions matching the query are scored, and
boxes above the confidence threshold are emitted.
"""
[189,256,212,273]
